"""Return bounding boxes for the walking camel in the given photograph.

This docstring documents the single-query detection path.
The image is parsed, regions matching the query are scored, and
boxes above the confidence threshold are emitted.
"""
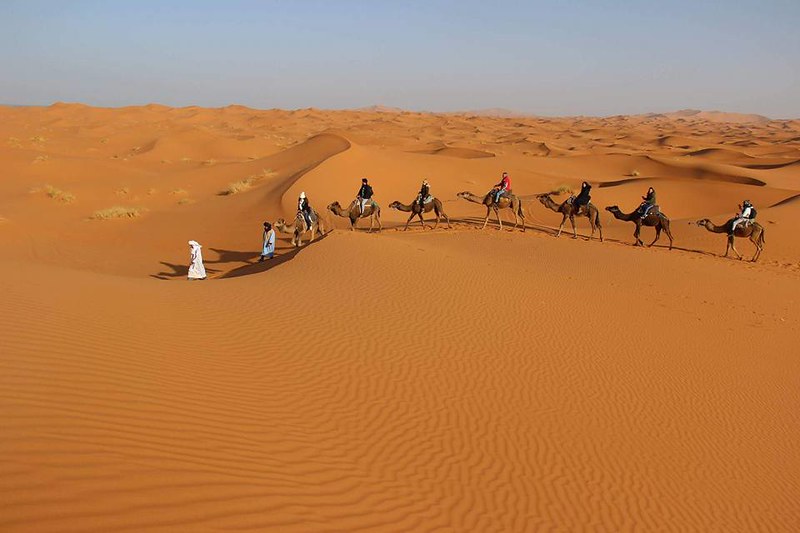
[389,197,451,230]
[536,193,603,241]
[327,200,382,232]
[695,218,765,261]
[457,191,526,231]
[605,205,674,249]
[275,209,326,247]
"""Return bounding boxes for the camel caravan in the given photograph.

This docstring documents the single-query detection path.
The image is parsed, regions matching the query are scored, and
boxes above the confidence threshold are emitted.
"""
[287,175,766,260]
[188,173,766,279]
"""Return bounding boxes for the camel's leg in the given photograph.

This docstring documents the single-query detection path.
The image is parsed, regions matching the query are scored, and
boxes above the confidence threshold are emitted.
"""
[649,226,661,247]
[724,236,731,257]
[377,214,382,232]
[495,208,503,230]
[432,211,440,230]
[596,215,604,243]
[418,213,427,229]
[557,214,566,237]
[482,207,491,230]
[349,218,355,231]
[404,213,414,231]
[570,215,577,239]
[752,233,763,261]
[634,222,643,246]
[368,215,374,233]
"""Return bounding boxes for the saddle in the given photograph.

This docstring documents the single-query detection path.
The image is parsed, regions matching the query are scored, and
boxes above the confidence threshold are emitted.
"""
[422,195,433,204]
[298,210,316,230]
[642,204,661,218]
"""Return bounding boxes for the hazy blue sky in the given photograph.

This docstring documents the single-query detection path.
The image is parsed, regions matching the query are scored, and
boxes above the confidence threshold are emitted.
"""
[1,0,798,117]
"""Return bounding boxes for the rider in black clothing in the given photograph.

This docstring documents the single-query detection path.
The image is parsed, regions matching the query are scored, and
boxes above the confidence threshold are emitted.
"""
[298,192,312,230]
[418,179,430,210]
[357,177,374,214]
[572,181,591,213]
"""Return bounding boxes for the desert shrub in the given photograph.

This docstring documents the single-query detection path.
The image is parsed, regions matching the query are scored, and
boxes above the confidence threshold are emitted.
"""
[90,206,144,220]
[31,184,75,203]
[219,168,275,196]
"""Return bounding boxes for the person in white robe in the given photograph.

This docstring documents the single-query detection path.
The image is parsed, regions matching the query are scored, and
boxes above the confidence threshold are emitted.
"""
[260,222,275,261]
[187,240,206,280]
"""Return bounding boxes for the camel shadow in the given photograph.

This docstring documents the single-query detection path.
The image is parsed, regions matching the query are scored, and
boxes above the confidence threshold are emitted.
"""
[217,232,330,279]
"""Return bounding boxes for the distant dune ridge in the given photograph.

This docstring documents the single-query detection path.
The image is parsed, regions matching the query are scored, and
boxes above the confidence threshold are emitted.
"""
[1,102,799,532]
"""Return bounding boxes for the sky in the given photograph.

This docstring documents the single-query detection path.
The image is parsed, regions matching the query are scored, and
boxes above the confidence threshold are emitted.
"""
[1,0,798,117]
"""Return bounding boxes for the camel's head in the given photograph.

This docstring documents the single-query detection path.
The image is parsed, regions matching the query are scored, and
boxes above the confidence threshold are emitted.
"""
[389,201,405,210]
[456,191,470,200]
[695,219,710,227]
[536,193,550,204]
[605,205,620,213]
[327,201,340,212]
[275,218,286,227]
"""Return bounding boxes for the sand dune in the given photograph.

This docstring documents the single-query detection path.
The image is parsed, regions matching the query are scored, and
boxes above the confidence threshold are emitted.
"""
[1,104,799,532]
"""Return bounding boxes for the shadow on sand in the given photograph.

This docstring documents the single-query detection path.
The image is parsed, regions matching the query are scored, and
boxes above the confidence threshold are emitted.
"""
[150,233,330,280]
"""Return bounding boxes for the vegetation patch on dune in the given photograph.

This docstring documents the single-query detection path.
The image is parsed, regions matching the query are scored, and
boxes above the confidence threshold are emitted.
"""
[170,188,188,195]
[177,198,195,205]
[31,184,76,203]
[90,206,145,220]
[219,168,275,196]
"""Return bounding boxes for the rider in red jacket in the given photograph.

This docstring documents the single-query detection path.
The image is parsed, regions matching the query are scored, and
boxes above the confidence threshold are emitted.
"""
[493,172,511,203]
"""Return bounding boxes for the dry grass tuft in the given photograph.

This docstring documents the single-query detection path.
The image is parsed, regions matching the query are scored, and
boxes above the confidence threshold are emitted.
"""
[629,170,641,177]
[30,135,46,144]
[90,206,144,220]
[219,168,275,196]
[170,188,188,196]
[552,184,573,195]
[220,177,256,195]
[177,198,195,205]
[32,154,49,163]
[31,184,75,203]
[201,159,216,166]
[115,187,130,197]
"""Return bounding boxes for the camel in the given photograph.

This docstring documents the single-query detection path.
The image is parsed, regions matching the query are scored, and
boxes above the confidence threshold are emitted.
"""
[327,200,382,232]
[457,190,526,231]
[605,205,674,249]
[536,193,603,241]
[695,218,765,261]
[275,209,326,247]
[389,197,451,230]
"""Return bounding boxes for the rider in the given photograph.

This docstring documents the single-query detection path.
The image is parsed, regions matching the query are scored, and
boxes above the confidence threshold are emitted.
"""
[357,177,374,215]
[730,200,755,235]
[493,171,511,204]
[298,192,313,230]
[572,181,591,213]
[417,179,430,211]
[638,187,657,220]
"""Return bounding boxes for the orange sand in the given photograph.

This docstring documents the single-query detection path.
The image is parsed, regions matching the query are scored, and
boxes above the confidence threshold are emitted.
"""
[1,104,799,531]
